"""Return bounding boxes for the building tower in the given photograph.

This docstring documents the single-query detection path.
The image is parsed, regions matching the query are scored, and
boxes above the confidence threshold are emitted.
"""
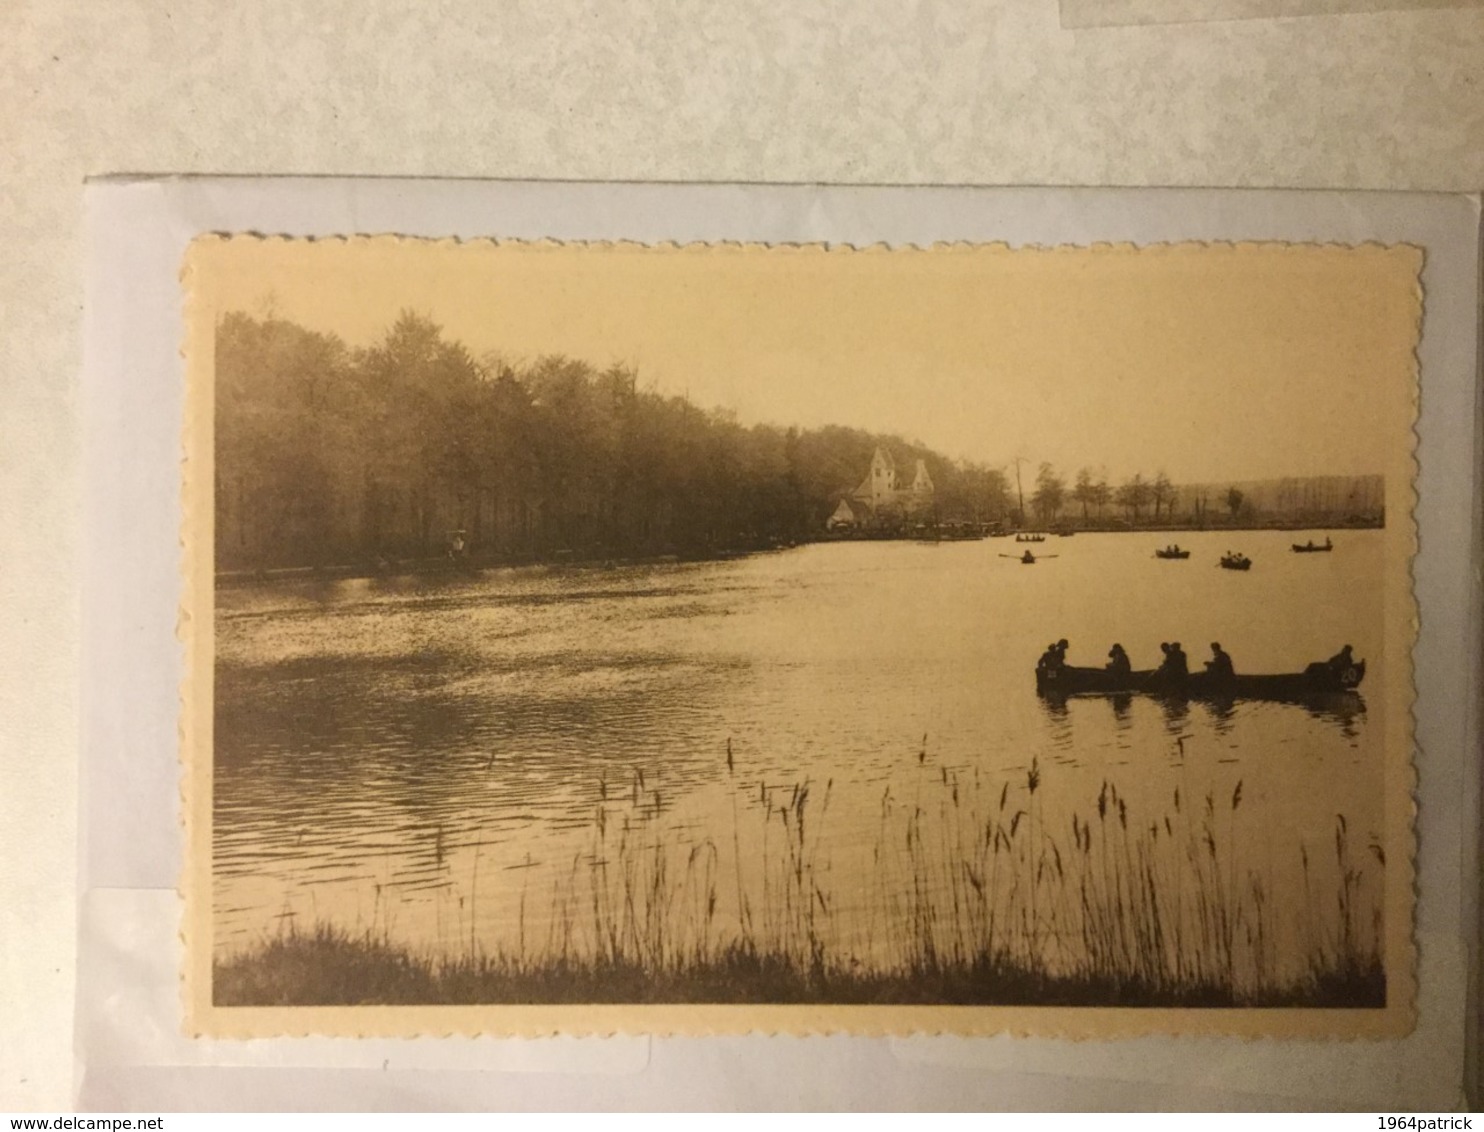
[910,458,934,499]
[862,446,898,509]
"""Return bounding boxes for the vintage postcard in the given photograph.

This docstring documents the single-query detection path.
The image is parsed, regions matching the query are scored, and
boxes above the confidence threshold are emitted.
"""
[181,236,1420,1039]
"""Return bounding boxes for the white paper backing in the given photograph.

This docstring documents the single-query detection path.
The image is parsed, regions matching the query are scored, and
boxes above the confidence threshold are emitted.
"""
[78,179,1480,1110]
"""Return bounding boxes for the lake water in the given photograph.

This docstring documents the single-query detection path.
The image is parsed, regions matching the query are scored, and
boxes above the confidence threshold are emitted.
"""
[214,529,1386,981]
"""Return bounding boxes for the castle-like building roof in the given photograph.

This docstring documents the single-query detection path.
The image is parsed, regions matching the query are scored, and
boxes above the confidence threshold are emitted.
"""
[843,446,934,520]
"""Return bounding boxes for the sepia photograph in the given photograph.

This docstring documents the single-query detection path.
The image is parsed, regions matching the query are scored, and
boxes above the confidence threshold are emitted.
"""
[181,236,1420,1036]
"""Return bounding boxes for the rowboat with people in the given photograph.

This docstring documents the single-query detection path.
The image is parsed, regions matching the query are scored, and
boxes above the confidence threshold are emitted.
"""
[1292,537,1334,553]
[1034,642,1365,702]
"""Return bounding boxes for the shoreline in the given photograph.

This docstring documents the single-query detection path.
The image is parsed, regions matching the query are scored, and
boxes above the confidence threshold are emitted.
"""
[214,520,1383,586]
[213,924,1386,1009]
[213,546,779,586]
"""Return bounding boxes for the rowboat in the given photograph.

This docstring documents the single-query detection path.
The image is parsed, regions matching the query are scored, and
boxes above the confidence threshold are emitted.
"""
[1154,548,1191,559]
[1035,659,1365,701]
[1219,554,1252,571]
[1292,539,1334,553]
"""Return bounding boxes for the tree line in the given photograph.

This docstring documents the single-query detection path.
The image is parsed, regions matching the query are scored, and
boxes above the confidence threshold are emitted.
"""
[1023,464,1185,525]
[1023,463,1382,527]
[215,311,1015,570]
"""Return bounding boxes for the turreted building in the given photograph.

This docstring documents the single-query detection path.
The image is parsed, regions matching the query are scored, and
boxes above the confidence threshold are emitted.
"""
[826,446,935,530]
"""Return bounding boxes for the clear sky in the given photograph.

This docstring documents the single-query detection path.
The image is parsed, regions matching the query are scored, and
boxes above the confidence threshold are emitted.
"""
[191,238,1421,484]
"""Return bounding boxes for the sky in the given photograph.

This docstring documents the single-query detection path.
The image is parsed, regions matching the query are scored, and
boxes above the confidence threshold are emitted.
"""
[190,237,1422,484]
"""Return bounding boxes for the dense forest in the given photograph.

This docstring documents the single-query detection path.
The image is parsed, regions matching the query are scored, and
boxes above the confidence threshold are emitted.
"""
[214,311,1015,570]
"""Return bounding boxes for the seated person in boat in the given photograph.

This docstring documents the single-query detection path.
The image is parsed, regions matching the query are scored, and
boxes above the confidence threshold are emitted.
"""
[1106,643,1131,676]
[1022,549,1035,563]
[1327,644,1355,672]
[1037,642,1062,672]
[1157,641,1189,679]
[1037,638,1070,672]
[1205,641,1234,680]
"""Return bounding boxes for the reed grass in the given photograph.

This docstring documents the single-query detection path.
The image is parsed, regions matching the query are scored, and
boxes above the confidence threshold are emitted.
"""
[215,752,1385,1008]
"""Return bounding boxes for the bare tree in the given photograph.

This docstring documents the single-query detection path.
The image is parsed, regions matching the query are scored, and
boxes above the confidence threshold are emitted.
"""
[1151,471,1173,521]
[1011,456,1028,528]
[1091,475,1111,520]
[1032,462,1066,525]
[1073,467,1097,522]
[1116,473,1153,522]
[1226,485,1245,519]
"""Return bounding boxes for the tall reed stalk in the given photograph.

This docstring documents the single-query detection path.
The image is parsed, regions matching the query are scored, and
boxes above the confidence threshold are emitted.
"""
[218,744,1386,1009]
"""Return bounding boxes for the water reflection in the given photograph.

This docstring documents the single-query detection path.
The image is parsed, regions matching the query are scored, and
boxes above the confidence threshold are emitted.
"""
[1034,687,1359,747]
[1308,695,1366,740]
[1039,695,1073,751]
[1207,698,1237,735]
[213,532,1387,960]
[1158,695,1190,734]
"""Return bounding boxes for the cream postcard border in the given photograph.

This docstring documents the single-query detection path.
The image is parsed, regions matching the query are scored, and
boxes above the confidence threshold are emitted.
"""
[180,234,1422,1041]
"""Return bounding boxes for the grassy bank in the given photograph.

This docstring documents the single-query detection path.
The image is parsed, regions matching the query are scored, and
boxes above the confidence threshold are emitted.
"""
[215,922,1382,1007]
[215,756,1387,1008]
